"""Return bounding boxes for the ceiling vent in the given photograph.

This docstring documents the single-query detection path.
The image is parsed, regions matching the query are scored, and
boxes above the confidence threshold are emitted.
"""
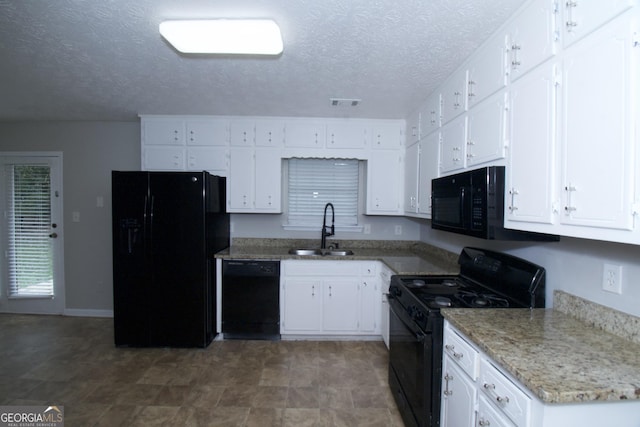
[330,98,361,107]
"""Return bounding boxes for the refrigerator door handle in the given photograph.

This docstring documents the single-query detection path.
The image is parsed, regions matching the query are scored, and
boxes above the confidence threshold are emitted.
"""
[149,195,155,232]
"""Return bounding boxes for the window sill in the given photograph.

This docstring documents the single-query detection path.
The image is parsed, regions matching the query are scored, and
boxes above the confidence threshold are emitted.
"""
[282,224,364,233]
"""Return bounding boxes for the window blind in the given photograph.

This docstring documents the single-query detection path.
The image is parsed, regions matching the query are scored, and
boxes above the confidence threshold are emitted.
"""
[287,158,359,227]
[4,164,53,297]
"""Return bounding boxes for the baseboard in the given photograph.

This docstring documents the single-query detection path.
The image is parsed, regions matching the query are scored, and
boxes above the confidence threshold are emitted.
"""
[63,308,113,318]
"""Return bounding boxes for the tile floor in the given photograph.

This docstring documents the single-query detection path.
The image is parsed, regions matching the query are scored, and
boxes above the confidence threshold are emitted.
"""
[0,314,404,426]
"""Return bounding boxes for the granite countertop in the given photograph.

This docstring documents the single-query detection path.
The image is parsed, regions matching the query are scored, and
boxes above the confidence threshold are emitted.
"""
[215,238,460,275]
[441,307,640,404]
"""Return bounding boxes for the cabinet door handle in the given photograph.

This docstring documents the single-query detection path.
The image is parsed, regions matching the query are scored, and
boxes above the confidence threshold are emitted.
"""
[511,44,522,69]
[565,1,577,31]
[508,188,519,212]
[564,184,577,213]
[445,344,463,359]
[443,373,453,396]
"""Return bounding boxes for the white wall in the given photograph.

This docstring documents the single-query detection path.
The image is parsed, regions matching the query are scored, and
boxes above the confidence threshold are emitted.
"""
[416,220,640,317]
[0,121,140,312]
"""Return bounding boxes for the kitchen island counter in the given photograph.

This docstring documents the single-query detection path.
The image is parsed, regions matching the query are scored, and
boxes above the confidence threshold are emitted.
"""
[441,304,640,404]
[215,238,460,275]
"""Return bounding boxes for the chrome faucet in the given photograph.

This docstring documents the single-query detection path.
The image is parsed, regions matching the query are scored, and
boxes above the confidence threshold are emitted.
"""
[321,202,335,249]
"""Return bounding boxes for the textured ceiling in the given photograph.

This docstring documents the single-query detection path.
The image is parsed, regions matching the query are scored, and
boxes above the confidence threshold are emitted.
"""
[0,0,528,121]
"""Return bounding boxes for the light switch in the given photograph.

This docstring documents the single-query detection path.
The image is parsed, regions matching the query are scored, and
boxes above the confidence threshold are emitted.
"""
[72,211,80,222]
[96,196,104,208]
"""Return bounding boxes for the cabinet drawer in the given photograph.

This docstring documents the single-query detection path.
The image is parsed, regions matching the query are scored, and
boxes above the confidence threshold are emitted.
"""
[477,395,516,427]
[443,326,479,380]
[479,358,531,427]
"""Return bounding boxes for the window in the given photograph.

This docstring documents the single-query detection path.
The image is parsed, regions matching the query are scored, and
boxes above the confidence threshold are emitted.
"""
[286,158,359,228]
[3,164,53,296]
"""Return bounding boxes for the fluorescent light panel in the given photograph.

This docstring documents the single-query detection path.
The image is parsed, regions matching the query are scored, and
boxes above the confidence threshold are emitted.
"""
[159,19,283,55]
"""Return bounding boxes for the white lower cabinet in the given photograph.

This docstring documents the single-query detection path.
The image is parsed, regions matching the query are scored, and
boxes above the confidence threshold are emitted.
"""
[442,321,531,427]
[281,260,381,336]
[441,355,478,427]
[479,358,531,427]
[477,395,516,427]
[378,264,393,349]
[281,279,322,333]
[443,320,640,427]
[322,280,360,332]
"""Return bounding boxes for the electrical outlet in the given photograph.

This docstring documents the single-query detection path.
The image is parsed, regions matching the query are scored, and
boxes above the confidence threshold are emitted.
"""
[602,263,622,294]
[394,225,402,235]
[363,224,371,234]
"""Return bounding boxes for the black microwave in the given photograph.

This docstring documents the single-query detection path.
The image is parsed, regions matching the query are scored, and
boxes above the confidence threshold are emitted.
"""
[431,166,559,241]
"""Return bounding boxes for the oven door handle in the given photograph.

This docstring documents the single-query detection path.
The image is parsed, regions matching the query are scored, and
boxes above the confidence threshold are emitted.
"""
[389,299,427,342]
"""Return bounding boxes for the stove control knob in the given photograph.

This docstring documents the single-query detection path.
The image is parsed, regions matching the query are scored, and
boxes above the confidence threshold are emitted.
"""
[413,310,425,322]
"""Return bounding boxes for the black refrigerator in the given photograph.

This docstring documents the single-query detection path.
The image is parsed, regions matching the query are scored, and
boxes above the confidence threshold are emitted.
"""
[111,171,229,348]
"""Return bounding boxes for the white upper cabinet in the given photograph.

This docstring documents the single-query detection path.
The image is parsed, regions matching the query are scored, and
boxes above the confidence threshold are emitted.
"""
[440,68,469,125]
[559,10,638,231]
[562,0,635,47]
[466,91,508,167]
[142,118,185,145]
[371,122,404,149]
[143,147,185,170]
[506,0,557,81]
[141,116,230,172]
[420,93,442,136]
[367,150,403,215]
[186,119,229,145]
[284,120,326,148]
[326,122,369,149]
[506,61,557,228]
[440,115,468,173]
[187,147,228,175]
[406,108,421,145]
[404,142,420,214]
[255,120,285,147]
[228,148,282,213]
[227,148,255,211]
[254,149,281,211]
[467,32,508,108]
[229,119,256,146]
[418,131,440,217]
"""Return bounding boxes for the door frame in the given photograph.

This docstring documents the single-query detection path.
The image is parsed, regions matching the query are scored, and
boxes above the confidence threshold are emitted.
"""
[0,151,65,314]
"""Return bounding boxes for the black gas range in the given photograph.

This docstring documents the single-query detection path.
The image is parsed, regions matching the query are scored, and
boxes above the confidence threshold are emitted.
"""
[387,247,546,427]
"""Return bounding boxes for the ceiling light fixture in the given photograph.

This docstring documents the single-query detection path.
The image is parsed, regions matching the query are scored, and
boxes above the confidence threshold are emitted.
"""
[159,19,283,55]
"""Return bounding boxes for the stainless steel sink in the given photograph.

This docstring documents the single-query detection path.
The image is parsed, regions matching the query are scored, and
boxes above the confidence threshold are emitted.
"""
[288,248,323,256]
[288,248,354,256]
[324,249,354,256]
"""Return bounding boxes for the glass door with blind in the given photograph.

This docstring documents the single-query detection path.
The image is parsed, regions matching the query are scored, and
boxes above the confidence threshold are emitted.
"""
[0,153,64,314]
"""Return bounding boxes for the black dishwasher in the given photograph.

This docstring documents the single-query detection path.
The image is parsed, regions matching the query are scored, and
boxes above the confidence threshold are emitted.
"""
[222,260,280,340]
